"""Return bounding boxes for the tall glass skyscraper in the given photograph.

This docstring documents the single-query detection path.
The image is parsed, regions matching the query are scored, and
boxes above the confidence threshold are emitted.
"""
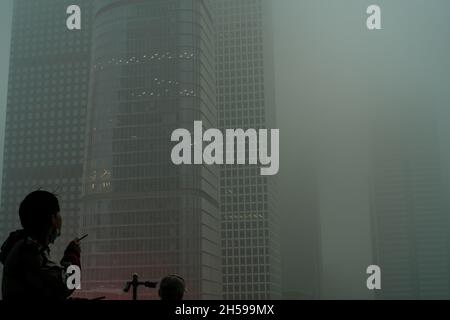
[213,0,281,299]
[1,0,279,300]
[0,0,92,258]
[81,0,221,299]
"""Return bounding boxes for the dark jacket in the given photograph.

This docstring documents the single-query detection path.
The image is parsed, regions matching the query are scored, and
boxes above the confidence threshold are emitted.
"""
[0,230,80,301]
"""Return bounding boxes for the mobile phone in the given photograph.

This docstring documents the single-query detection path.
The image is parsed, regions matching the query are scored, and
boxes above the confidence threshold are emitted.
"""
[78,234,88,241]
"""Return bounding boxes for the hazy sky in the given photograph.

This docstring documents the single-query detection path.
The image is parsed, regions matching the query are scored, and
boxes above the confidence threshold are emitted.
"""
[274,0,450,298]
[1,0,450,299]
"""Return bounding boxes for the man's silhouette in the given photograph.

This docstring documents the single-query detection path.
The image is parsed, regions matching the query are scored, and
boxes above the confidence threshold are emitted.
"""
[158,274,186,301]
[0,190,81,301]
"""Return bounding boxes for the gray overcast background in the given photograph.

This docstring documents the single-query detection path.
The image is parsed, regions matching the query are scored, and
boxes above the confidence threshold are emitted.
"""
[1,0,450,299]
[274,0,450,298]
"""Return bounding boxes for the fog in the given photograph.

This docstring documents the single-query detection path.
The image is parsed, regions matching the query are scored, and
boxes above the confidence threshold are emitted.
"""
[274,0,450,298]
[1,0,450,299]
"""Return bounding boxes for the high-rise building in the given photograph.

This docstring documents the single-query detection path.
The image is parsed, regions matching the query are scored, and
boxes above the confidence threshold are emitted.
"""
[80,0,221,299]
[213,0,281,299]
[0,0,92,258]
[1,0,279,300]
[369,102,450,299]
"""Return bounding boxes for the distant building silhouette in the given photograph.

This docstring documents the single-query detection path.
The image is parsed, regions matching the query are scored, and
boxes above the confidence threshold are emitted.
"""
[369,102,450,299]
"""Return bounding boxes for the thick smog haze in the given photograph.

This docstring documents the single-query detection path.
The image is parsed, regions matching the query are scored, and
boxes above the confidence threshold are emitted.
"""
[1,0,450,300]
[274,0,450,299]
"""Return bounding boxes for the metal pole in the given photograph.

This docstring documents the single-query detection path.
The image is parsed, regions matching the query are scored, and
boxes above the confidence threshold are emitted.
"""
[132,274,138,301]
[123,273,158,300]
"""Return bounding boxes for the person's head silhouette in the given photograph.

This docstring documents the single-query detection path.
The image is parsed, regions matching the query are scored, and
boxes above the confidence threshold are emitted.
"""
[19,190,61,245]
[1,190,81,301]
[158,274,186,301]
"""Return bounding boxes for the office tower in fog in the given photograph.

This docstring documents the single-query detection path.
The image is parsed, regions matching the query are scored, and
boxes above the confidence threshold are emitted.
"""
[81,0,221,299]
[369,102,450,299]
[0,0,92,257]
[214,0,281,299]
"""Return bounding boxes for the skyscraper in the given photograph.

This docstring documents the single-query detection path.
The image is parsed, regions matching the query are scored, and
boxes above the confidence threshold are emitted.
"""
[1,0,279,300]
[213,0,281,299]
[81,0,221,299]
[0,0,92,258]
[369,100,450,299]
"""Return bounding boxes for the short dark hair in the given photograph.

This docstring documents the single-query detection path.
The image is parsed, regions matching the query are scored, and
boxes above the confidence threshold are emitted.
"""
[159,274,185,301]
[19,190,60,237]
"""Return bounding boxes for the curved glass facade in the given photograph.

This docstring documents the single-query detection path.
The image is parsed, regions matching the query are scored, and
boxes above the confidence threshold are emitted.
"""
[81,0,220,299]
